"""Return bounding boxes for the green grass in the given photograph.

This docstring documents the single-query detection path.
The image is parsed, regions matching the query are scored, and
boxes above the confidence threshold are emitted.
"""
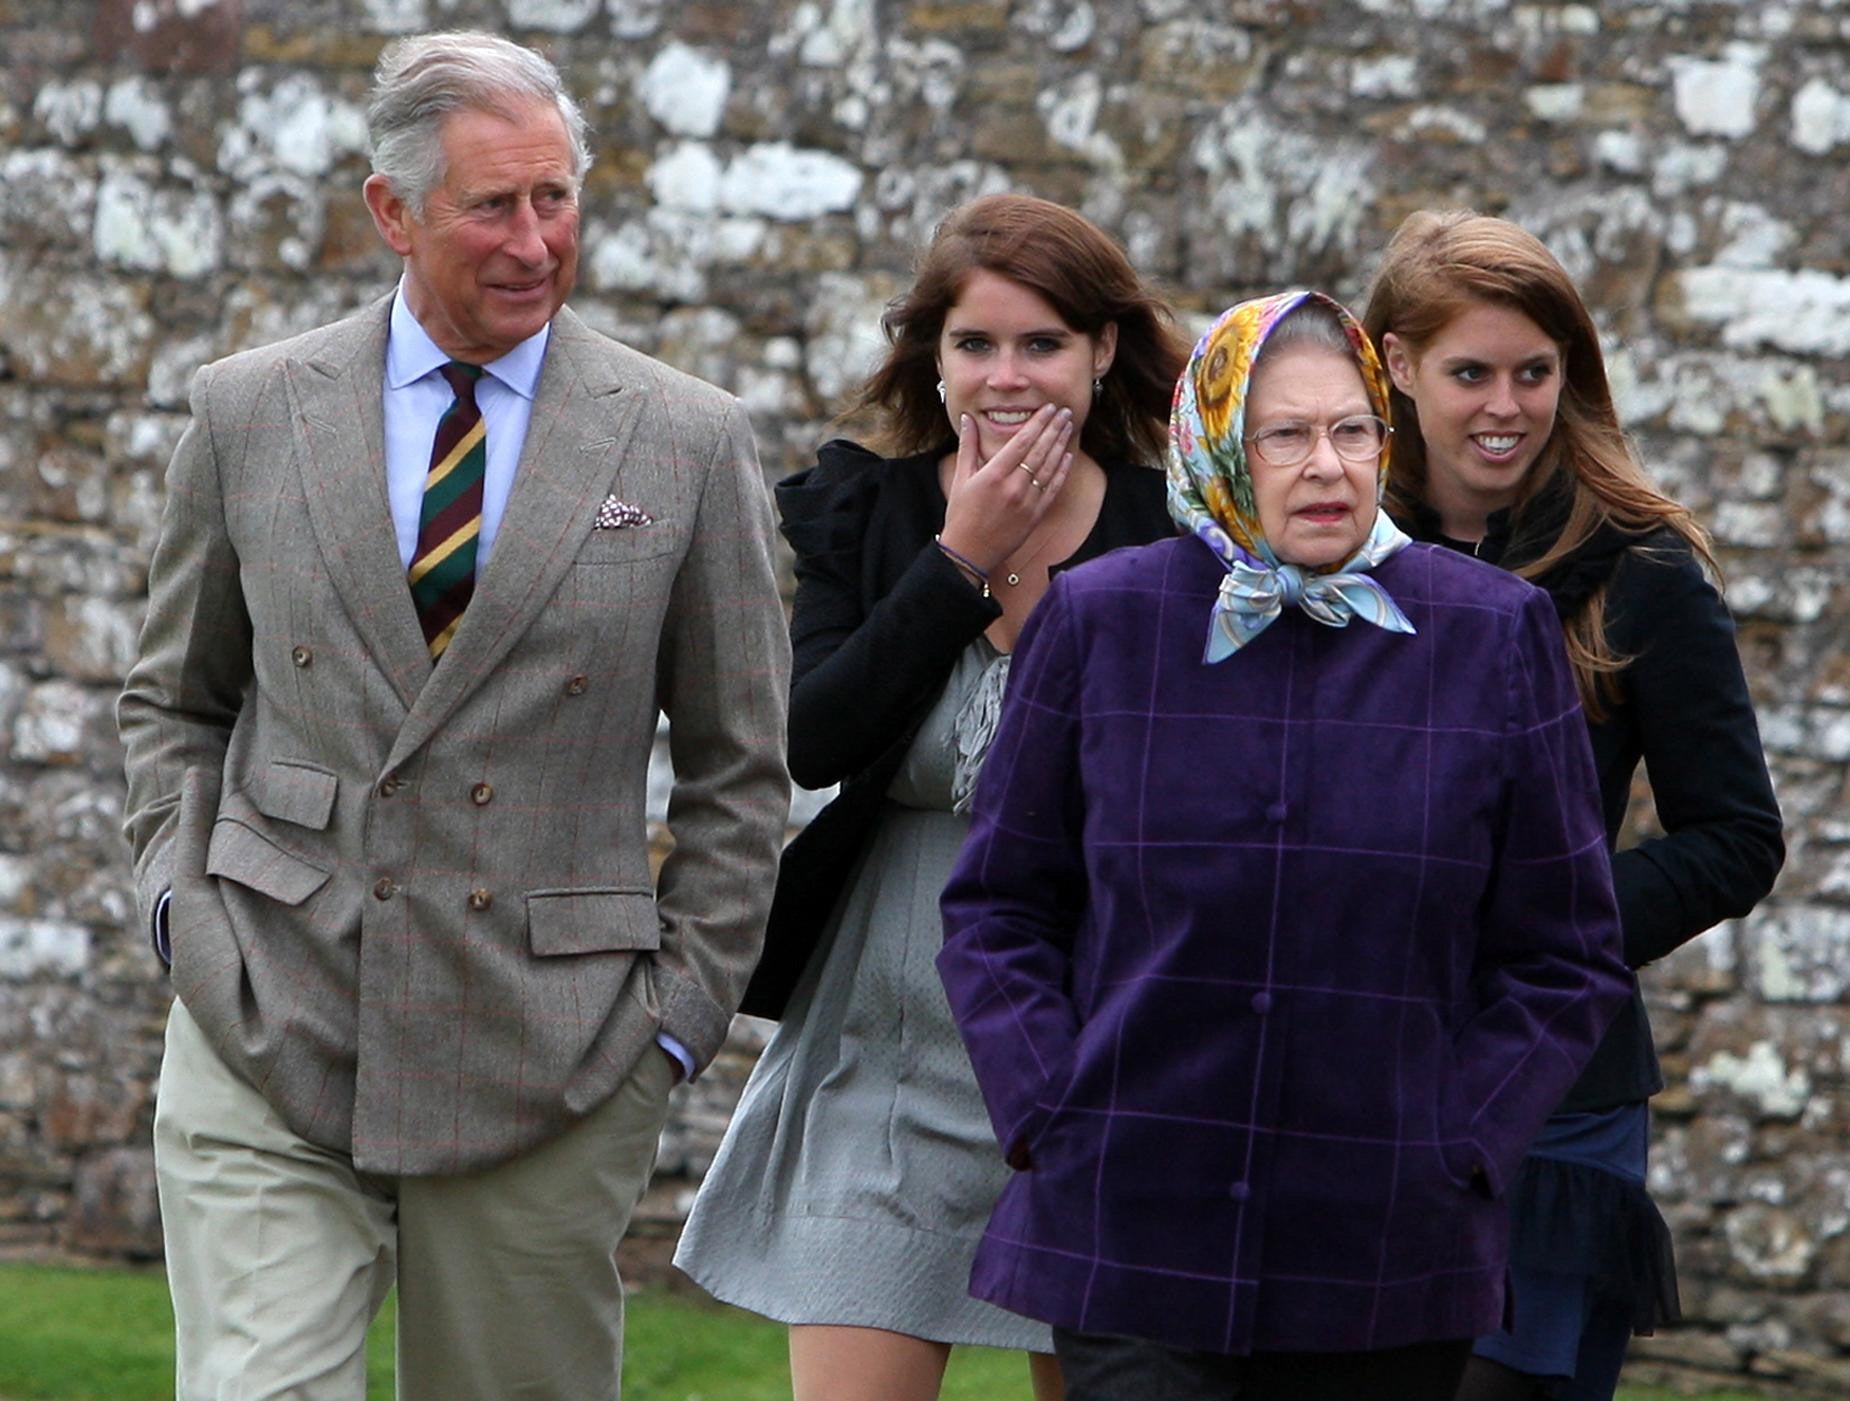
[0,1260,1774,1400]
[1,1261,182,1401]
[0,1262,1022,1401]
[0,1263,393,1401]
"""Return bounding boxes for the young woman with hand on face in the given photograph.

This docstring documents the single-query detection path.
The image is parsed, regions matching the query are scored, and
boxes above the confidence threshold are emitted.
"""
[675,194,1187,1401]
[1365,211,1785,1401]
[932,266,1105,651]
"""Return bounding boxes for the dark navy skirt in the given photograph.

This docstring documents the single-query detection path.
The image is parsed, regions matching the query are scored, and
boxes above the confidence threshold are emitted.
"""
[1474,1103,1680,1395]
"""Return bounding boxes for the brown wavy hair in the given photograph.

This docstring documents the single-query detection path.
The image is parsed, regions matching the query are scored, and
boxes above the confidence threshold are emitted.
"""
[847,193,1188,468]
[1362,209,1717,717]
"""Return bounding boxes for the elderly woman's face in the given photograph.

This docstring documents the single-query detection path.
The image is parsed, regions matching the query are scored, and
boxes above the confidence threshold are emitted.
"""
[1244,343,1380,568]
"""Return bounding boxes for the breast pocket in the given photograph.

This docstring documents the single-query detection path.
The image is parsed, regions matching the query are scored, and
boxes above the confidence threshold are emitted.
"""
[576,523,682,565]
[560,536,682,629]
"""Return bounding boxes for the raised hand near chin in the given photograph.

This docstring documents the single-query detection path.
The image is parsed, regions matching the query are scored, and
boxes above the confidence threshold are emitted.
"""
[938,404,1075,576]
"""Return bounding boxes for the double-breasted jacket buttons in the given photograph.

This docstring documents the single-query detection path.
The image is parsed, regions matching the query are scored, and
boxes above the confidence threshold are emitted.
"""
[372,877,397,901]
[470,782,494,806]
[467,888,493,911]
[565,675,589,696]
[291,645,313,668]
[378,775,401,798]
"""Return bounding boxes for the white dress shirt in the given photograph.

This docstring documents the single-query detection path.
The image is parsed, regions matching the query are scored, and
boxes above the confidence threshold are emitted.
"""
[382,283,547,571]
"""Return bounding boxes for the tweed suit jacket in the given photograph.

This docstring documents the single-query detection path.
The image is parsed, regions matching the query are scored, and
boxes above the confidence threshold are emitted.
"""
[119,295,791,1176]
[939,536,1629,1355]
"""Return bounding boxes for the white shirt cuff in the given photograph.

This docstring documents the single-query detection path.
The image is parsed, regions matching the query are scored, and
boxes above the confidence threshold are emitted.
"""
[152,889,172,967]
[655,1031,695,1083]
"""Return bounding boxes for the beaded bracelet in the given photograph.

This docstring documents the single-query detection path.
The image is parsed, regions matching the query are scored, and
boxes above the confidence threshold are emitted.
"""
[934,535,991,599]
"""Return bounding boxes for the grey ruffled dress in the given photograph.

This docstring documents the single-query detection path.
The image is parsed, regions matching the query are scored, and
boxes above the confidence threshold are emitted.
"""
[674,640,1047,1352]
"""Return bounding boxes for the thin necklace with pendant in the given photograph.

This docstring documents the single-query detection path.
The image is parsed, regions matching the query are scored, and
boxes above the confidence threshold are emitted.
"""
[1003,475,1102,585]
[1001,526,1060,587]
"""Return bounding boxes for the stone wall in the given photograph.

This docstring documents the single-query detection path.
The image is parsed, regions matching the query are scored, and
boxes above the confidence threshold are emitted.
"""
[2,0,1845,1390]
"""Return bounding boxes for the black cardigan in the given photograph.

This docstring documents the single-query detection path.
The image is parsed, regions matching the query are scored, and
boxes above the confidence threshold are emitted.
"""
[740,439,1174,1017]
[1409,502,1785,1112]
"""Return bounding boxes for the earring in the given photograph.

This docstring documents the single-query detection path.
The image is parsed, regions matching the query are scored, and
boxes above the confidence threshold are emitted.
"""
[936,379,947,402]
[1092,376,1103,398]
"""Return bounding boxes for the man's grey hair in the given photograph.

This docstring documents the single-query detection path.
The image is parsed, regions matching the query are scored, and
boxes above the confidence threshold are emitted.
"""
[368,31,593,216]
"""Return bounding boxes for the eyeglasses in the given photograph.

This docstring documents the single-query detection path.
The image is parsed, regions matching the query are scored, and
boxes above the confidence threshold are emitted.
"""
[1245,414,1391,468]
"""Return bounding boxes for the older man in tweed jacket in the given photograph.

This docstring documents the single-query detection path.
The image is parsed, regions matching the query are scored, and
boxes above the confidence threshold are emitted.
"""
[117,32,789,1401]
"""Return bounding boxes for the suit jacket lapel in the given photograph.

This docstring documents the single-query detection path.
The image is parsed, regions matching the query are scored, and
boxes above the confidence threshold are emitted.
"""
[286,295,434,712]
[385,307,642,770]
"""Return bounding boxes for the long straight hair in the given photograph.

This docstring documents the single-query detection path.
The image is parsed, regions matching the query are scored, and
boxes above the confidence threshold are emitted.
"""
[1362,210,1716,718]
[848,194,1187,468]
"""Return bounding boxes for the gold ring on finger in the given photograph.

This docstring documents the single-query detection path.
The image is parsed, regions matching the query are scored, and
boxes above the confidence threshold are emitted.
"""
[1032,477,1046,491]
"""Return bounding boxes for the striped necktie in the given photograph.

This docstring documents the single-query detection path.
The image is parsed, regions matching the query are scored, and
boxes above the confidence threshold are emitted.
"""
[409,361,487,659]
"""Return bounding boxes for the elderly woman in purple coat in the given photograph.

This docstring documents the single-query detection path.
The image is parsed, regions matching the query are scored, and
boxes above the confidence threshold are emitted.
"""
[937,290,1631,1401]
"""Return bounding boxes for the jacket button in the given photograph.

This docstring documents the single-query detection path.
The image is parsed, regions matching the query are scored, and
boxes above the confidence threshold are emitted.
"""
[565,675,589,696]
[372,877,396,901]
[1250,992,1272,1015]
[468,887,493,911]
[1229,1180,1251,1201]
[291,645,313,668]
[378,776,400,798]
[1265,801,1287,822]
[470,782,494,805]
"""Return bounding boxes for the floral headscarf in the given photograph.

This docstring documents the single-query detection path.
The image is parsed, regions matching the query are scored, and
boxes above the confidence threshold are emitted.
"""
[1166,289,1417,663]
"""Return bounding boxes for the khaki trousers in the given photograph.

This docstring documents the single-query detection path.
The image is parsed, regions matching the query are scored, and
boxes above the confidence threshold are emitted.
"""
[153,999,674,1401]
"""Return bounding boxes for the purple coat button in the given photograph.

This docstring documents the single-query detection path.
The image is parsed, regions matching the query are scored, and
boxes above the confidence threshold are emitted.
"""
[1265,801,1288,822]
[1251,992,1272,1014]
[1229,1180,1251,1200]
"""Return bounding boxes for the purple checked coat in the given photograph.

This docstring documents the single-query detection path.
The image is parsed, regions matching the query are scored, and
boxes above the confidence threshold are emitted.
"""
[938,534,1630,1357]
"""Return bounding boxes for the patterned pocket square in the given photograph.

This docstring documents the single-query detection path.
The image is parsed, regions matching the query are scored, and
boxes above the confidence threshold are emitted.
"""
[594,495,654,530]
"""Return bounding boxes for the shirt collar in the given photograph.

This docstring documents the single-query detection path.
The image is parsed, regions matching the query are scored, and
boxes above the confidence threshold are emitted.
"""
[384,279,550,400]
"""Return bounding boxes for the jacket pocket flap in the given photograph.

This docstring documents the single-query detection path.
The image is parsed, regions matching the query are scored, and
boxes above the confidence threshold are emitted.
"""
[206,820,331,906]
[249,760,338,831]
[527,888,660,956]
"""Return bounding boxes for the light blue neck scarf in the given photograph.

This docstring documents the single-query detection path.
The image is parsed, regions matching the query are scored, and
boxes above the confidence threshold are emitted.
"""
[1200,512,1414,662]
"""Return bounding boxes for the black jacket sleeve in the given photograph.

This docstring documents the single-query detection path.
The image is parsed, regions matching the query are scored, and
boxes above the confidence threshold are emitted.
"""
[1602,538,1785,967]
[776,441,1000,791]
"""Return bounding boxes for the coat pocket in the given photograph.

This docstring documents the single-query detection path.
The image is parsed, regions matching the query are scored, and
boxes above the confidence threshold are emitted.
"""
[206,819,332,906]
[247,759,338,830]
[1434,1059,1499,1200]
[1009,1046,1083,1172]
[576,523,681,565]
[526,887,660,957]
